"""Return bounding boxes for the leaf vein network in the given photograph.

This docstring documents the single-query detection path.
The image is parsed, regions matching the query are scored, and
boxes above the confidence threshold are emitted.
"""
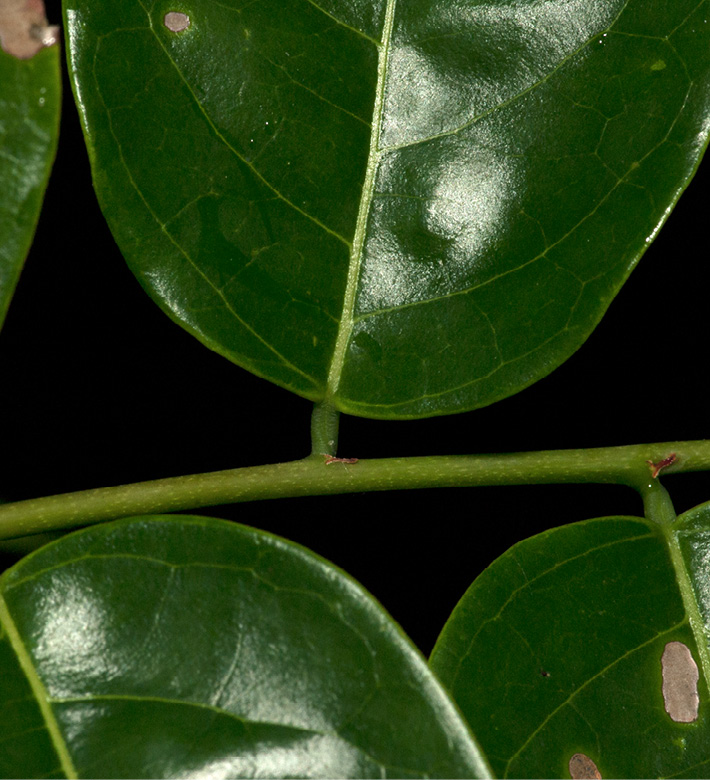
[208,0,381,47]
[0,723,51,746]
[503,620,687,775]
[3,553,263,593]
[345,61,692,410]
[663,756,710,780]
[147,29,350,245]
[51,692,418,777]
[51,692,333,734]
[355,138,660,328]
[92,32,323,388]
[298,0,381,46]
[265,54,372,127]
[378,0,633,154]
[447,530,654,690]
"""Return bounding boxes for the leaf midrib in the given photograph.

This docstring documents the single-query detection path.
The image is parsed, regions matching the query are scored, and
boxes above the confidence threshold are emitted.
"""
[665,526,710,697]
[321,0,635,404]
[0,592,77,779]
[324,0,398,401]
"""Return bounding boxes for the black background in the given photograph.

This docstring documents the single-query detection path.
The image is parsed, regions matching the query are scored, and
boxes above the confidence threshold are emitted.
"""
[1,5,709,654]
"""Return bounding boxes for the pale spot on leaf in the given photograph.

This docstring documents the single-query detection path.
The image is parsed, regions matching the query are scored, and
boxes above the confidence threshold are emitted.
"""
[662,641,699,723]
[569,753,602,779]
[0,0,58,59]
[164,11,190,32]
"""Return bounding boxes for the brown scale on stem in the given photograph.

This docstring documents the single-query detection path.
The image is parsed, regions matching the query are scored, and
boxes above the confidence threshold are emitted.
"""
[323,455,359,465]
[646,452,677,479]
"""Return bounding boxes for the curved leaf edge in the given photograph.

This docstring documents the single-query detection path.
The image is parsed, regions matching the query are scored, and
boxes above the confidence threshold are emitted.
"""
[63,3,710,420]
[1,513,493,779]
[336,131,710,422]
[0,44,61,331]
[428,507,710,779]
[429,512,649,662]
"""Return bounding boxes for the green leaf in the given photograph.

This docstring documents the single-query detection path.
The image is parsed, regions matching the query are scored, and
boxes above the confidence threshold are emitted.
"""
[0,515,489,778]
[429,506,710,779]
[0,39,60,329]
[65,0,710,418]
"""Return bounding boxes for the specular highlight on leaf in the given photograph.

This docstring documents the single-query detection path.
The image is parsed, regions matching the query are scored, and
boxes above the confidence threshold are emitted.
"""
[66,0,710,417]
[0,515,490,778]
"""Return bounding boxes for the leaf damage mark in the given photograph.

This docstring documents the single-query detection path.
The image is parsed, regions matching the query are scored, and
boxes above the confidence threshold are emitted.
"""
[569,753,602,779]
[164,11,190,32]
[662,640,700,723]
[0,0,58,59]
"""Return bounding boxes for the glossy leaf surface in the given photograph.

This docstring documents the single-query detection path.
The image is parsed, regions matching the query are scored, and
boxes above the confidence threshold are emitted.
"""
[430,509,710,778]
[0,515,489,778]
[0,42,60,329]
[65,0,710,418]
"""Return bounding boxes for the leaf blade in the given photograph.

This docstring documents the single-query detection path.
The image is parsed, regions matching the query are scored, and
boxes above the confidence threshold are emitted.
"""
[0,40,60,329]
[430,512,710,778]
[0,515,490,778]
[66,0,710,417]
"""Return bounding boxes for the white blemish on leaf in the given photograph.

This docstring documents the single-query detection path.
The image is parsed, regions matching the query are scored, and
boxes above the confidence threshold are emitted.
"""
[569,753,602,779]
[164,11,190,32]
[662,641,699,723]
[0,0,58,59]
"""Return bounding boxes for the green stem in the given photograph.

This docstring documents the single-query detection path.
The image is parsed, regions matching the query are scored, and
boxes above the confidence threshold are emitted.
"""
[640,478,677,528]
[310,401,340,456]
[0,440,707,541]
